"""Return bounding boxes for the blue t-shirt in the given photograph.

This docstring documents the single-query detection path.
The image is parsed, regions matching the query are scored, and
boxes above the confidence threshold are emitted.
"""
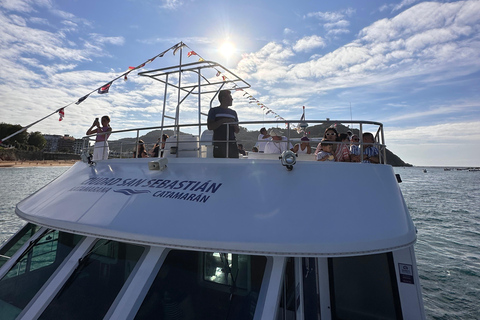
[207,107,238,141]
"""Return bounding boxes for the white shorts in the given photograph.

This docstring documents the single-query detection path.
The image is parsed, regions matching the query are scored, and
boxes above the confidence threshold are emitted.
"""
[93,141,109,161]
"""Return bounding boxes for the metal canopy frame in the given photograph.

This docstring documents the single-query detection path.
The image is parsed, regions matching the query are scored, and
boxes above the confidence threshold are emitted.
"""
[138,59,250,139]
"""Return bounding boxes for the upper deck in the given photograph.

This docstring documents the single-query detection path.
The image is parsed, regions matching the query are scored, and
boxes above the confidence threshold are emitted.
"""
[16,59,414,257]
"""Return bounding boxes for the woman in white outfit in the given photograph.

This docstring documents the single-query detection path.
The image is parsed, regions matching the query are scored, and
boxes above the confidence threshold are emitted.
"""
[86,116,112,161]
[292,136,312,154]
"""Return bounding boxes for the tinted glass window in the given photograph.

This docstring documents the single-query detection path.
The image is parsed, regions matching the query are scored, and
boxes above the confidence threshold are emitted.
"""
[329,253,402,320]
[0,223,40,269]
[135,250,267,320]
[0,230,82,320]
[40,240,145,320]
[277,258,297,320]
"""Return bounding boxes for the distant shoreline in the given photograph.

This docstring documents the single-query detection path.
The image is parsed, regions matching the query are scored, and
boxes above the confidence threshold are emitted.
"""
[0,160,78,168]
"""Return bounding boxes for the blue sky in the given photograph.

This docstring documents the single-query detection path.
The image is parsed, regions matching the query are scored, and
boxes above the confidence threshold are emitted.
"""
[1,0,479,166]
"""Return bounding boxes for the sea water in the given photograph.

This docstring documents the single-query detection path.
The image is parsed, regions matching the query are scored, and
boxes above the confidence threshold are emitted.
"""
[0,165,479,319]
[395,167,480,319]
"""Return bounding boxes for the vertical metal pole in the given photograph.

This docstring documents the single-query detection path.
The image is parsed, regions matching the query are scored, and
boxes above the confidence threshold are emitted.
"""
[198,67,202,137]
[174,43,183,158]
[159,74,169,158]
[380,124,386,164]
[359,123,364,162]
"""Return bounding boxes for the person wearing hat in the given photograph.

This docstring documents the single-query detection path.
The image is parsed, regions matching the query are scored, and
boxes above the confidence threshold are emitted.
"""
[207,90,240,158]
[264,129,293,154]
[291,136,312,154]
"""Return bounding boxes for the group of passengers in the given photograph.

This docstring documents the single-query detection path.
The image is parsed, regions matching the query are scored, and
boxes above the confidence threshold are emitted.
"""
[314,127,379,163]
[254,126,380,164]
[133,134,169,158]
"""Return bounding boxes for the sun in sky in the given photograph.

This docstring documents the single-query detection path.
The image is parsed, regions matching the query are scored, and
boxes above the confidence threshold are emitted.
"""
[219,41,235,58]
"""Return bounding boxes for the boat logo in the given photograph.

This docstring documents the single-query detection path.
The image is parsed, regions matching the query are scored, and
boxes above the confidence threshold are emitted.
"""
[114,189,151,196]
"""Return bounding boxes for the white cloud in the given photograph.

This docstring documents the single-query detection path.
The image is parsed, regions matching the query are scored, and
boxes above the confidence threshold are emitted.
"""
[89,34,125,46]
[392,0,420,12]
[293,35,326,52]
[160,0,183,10]
[0,0,35,12]
[306,7,355,38]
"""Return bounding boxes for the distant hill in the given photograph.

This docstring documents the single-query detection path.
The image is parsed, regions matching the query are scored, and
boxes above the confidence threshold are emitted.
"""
[108,124,412,166]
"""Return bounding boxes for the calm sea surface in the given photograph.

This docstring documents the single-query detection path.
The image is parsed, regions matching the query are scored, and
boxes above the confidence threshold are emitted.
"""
[0,165,479,319]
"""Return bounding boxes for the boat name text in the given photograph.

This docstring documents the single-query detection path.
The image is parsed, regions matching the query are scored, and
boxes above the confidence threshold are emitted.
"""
[80,177,222,194]
[68,177,224,204]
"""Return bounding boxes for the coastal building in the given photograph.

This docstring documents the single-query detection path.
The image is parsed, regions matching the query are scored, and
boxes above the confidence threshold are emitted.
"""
[57,135,75,153]
[73,139,83,155]
[42,134,62,152]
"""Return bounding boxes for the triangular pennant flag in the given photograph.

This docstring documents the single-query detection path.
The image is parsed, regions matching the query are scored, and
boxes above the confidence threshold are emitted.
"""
[58,108,64,121]
[187,51,197,57]
[98,82,112,94]
[222,75,226,81]
[76,95,89,105]
[198,58,204,62]
[216,71,221,77]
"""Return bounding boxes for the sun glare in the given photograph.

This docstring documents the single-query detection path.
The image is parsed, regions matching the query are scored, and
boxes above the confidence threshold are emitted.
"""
[220,41,235,57]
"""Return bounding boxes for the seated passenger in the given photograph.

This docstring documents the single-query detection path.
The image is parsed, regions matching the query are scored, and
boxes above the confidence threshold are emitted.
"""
[314,127,338,156]
[292,136,312,154]
[264,130,293,154]
[133,140,148,158]
[255,127,271,153]
[316,140,334,161]
[350,132,380,163]
[350,134,360,157]
[335,133,351,162]
[238,144,246,156]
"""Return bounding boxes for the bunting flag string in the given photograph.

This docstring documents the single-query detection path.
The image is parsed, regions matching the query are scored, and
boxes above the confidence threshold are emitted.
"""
[182,43,287,123]
[0,41,184,144]
[1,40,288,144]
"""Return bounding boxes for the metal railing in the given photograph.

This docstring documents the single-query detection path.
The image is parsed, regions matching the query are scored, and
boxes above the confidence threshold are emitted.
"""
[82,119,387,164]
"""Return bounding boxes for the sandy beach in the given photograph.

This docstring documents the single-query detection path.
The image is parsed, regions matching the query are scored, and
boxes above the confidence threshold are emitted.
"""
[0,160,78,168]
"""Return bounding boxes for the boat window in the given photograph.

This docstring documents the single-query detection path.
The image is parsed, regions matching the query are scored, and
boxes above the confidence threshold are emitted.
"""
[302,258,321,319]
[277,258,297,320]
[0,230,82,320]
[328,253,402,320]
[0,223,40,269]
[39,239,145,320]
[134,250,267,320]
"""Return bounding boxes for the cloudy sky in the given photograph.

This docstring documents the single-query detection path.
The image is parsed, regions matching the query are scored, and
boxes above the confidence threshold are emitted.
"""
[1,0,479,166]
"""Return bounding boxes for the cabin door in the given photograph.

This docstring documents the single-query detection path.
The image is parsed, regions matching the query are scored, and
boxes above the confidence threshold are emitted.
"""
[277,258,321,320]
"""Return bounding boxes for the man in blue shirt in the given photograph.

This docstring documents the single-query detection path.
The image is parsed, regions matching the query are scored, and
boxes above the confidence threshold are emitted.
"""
[207,90,240,158]
[351,132,380,163]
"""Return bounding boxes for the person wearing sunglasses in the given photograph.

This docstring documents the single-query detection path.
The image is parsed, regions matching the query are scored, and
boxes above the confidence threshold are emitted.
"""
[314,127,338,156]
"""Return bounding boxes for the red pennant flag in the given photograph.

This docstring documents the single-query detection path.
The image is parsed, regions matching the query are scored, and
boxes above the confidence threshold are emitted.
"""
[187,51,197,57]
[98,82,112,94]
[59,108,64,121]
[222,75,226,81]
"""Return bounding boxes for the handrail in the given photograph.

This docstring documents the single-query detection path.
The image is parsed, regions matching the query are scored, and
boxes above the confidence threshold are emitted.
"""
[82,119,386,164]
